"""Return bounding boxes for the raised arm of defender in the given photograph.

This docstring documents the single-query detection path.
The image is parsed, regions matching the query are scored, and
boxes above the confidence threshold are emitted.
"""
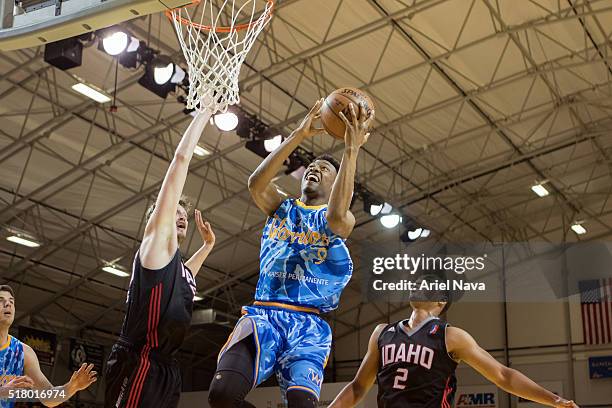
[328,324,385,408]
[140,111,213,269]
[248,99,326,216]
[326,103,374,238]
[23,345,96,407]
[446,327,578,408]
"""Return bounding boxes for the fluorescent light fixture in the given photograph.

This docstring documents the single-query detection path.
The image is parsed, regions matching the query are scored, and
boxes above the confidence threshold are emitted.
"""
[193,294,204,301]
[6,235,40,248]
[571,223,587,235]
[531,183,549,197]
[214,112,239,131]
[264,135,283,152]
[72,83,111,103]
[102,31,129,56]
[194,145,211,157]
[102,265,129,277]
[380,214,402,229]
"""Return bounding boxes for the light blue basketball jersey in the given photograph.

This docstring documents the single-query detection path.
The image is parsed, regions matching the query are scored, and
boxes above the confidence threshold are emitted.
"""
[255,199,353,312]
[0,335,25,408]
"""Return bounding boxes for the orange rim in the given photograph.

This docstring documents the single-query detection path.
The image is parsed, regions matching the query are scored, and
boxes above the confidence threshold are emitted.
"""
[165,0,274,33]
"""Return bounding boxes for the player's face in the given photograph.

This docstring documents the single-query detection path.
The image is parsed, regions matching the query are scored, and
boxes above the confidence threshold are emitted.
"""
[176,205,188,243]
[0,291,15,326]
[301,160,337,196]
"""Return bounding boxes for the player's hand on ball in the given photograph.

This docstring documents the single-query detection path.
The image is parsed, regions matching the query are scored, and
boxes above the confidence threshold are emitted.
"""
[195,209,215,246]
[68,363,97,392]
[339,102,375,150]
[295,98,326,139]
[0,376,34,397]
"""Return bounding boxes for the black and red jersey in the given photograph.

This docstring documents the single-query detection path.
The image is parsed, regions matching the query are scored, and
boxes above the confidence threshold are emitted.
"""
[119,250,196,356]
[376,317,458,408]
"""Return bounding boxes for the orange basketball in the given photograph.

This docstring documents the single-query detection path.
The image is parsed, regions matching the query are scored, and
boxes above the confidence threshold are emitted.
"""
[320,87,375,140]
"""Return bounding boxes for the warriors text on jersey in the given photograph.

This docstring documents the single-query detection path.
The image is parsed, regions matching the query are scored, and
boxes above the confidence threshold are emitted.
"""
[377,317,457,408]
[0,335,25,408]
[119,250,196,355]
[255,199,353,312]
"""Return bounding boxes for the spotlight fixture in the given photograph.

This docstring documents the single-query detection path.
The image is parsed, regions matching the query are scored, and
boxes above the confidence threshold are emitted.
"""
[102,264,129,277]
[570,222,586,235]
[401,227,431,242]
[72,82,112,103]
[101,30,129,55]
[138,65,176,99]
[214,111,239,131]
[370,202,392,216]
[531,183,549,197]
[264,134,283,152]
[5,227,40,248]
[44,37,83,70]
[380,214,402,229]
[151,55,185,85]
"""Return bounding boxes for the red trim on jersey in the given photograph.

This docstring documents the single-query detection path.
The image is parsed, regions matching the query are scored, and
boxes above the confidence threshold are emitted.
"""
[126,345,151,408]
[126,283,162,407]
[440,376,451,408]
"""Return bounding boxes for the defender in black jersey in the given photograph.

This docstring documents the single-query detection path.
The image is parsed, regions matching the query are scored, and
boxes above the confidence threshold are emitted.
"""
[104,112,216,408]
[330,275,579,408]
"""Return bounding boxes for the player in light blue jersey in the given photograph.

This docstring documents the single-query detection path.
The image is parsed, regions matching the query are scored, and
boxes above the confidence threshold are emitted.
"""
[209,99,374,408]
[0,285,97,407]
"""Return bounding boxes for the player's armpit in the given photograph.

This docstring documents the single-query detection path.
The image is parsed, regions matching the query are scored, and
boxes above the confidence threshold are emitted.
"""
[446,327,571,408]
[329,324,385,408]
[247,181,284,216]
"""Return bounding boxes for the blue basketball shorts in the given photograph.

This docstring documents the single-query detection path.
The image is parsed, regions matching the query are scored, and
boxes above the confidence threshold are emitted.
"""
[218,303,332,399]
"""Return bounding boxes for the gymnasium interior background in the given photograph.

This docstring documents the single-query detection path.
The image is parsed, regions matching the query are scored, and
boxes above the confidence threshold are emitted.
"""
[1,0,612,406]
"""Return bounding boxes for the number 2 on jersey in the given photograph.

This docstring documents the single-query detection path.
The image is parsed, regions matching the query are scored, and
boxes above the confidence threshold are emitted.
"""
[393,368,408,389]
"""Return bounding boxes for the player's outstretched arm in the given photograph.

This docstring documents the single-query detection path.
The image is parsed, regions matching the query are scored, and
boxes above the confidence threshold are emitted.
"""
[447,327,578,408]
[248,99,326,216]
[23,345,97,407]
[185,209,216,277]
[329,324,385,408]
[141,111,212,269]
[326,103,374,238]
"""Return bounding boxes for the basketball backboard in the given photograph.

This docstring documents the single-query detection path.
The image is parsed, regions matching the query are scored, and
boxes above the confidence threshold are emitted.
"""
[0,0,191,51]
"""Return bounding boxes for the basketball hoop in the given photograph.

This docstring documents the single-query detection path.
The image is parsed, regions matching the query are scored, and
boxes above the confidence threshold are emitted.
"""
[167,0,274,113]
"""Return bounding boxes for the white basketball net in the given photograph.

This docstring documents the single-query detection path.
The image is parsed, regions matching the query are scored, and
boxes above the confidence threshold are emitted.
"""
[169,0,273,113]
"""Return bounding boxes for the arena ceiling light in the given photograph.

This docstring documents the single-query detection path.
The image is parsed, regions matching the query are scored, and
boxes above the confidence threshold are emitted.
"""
[401,227,431,242]
[380,214,402,229]
[72,82,111,103]
[264,134,283,152]
[214,111,239,131]
[194,145,211,157]
[370,202,393,217]
[531,183,549,197]
[152,56,186,85]
[5,228,40,248]
[102,264,129,277]
[571,222,587,235]
[101,30,129,55]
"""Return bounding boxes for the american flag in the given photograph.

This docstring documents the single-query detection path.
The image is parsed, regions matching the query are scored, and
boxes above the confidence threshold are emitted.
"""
[580,279,612,344]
